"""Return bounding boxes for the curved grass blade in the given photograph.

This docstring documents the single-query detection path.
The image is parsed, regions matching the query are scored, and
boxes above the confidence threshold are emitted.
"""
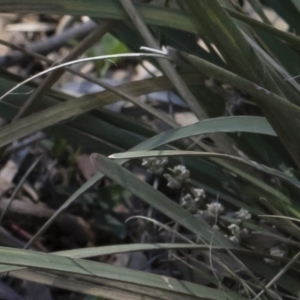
[0,52,169,102]
[0,36,176,127]
[97,115,300,220]
[120,116,275,149]
[106,148,300,221]
[109,150,300,190]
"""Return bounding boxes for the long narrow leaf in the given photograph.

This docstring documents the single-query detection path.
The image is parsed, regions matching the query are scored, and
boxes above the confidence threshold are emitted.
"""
[0,73,201,149]
[172,49,300,169]
[183,0,282,95]
[0,247,239,300]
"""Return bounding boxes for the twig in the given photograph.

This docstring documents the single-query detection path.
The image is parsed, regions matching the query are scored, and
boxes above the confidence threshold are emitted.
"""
[0,156,42,224]
[0,20,98,67]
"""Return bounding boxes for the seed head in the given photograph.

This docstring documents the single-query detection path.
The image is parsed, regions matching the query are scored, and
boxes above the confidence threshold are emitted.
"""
[164,165,190,189]
[142,157,168,174]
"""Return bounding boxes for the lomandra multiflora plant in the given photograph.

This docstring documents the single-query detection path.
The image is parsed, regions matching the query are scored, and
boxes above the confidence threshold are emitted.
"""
[0,1,300,300]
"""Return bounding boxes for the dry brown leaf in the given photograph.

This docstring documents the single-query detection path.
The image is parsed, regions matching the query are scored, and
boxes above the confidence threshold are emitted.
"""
[76,154,98,180]
[0,160,17,192]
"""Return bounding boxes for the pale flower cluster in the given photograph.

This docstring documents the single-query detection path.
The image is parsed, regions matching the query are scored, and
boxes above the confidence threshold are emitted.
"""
[206,202,224,217]
[164,165,190,189]
[181,188,206,214]
[264,246,286,266]
[141,161,255,246]
[142,157,168,174]
[228,224,249,243]
[235,208,251,222]
[227,208,251,243]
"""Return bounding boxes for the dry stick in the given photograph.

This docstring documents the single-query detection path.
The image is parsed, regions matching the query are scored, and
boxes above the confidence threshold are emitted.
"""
[12,20,116,122]
[0,156,42,224]
[0,20,98,68]
[119,0,239,156]
[0,38,58,64]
